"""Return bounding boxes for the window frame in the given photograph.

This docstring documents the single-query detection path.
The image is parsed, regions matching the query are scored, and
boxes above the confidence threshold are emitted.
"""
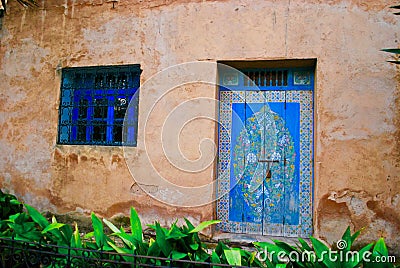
[57,64,141,147]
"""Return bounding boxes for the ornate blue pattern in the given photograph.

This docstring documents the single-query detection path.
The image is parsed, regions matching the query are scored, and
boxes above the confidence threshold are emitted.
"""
[216,90,313,237]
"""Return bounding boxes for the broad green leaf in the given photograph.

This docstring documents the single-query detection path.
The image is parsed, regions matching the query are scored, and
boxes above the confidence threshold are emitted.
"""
[310,237,336,267]
[298,237,312,251]
[211,251,221,264]
[166,224,187,240]
[273,239,300,254]
[351,228,364,245]
[246,251,257,266]
[103,218,120,233]
[196,250,211,262]
[147,223,156,230]
[254,241,288,264]
[270,241,311,267]
[107,240,133,254]
[223,249,241,266]
[10,199,21,205]
[91,213,106,248]
[276,264,288,268]
[41,222,65,234]
[107,240,136,263]
[16,229,42,241]
[103,218,134,248]
[184,218,195,231]
[60,224,73,245]
[215,240,229,256]
[346,242,373,268]
[116,231,135,248]
[359,242,373,255]
[16,222,35,233]
[382,48,400,54]
[249,250,266,267]
[36,213,67,245]
[7,213,19,224]
[155,222,171,257]
[84,231,94,239]
[130,207,143,243]
[147,239,161,257]
[25,204,49,229]
[71,223,82,248]
[190,243,199,250]
[15,221,35,235]
[189,220,221,234]
[374,238,389,256]
[341,226,352,251]
[171,250,187,260]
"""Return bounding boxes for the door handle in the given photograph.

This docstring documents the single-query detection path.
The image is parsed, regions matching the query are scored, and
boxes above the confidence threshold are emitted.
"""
[257,159,279,163]
[258,159,279,179]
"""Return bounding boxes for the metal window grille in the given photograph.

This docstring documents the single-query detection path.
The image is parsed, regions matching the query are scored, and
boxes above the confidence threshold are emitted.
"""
[57,64,141,146]
[220,67,314,91]
[243,70,289,87]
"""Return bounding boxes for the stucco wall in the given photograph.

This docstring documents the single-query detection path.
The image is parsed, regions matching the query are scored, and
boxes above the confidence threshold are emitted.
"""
[1,0,399,253]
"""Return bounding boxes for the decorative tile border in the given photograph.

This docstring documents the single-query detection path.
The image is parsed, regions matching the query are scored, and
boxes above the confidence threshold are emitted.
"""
[216,90,313,237]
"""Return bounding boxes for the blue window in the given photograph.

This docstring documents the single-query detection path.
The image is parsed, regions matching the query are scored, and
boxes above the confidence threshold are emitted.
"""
[57,64,141,146]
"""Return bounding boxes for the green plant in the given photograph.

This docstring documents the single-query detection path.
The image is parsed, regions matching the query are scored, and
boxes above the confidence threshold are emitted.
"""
[211,240,265,267]
[0,193,398,268]
[382,5,400,64]
[103,207,148,257]
[147,219,217,264]
[0,190,23,221]
[363,237,395,268]
[103,209,264,267]
[0,190,23,235]
[253,227,398,268]
[310,227,373,268]
[105,208,220,266]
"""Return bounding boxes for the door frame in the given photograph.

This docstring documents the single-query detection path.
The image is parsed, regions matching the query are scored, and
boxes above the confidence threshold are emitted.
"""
[215,65,315,238]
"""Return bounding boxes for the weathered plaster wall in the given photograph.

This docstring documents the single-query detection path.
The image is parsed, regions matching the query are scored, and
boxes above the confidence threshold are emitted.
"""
[0,0,399,253]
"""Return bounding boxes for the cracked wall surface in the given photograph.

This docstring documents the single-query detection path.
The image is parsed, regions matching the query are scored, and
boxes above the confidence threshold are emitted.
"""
[0,0,399,254]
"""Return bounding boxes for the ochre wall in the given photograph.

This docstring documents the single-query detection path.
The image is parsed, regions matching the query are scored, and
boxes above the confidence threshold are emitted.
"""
[1,0,399,252]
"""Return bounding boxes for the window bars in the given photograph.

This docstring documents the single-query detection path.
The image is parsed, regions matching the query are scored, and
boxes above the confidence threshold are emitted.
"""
[57,65,141,146]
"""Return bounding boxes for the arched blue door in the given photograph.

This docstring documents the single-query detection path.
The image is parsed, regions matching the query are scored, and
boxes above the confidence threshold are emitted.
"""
[216,69,314,237]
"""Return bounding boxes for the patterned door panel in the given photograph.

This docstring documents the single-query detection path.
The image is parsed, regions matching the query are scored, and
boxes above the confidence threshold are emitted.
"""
[216,88,313,237]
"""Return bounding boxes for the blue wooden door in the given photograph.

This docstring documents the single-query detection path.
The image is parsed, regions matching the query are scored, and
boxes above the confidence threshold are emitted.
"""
[216,69,313,237]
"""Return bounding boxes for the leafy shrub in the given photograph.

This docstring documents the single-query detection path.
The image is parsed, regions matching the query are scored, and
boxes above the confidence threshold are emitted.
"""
[254,227,397,268]
[0,193,398,267]
[0,190,23,221]
[0,190,23,234]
